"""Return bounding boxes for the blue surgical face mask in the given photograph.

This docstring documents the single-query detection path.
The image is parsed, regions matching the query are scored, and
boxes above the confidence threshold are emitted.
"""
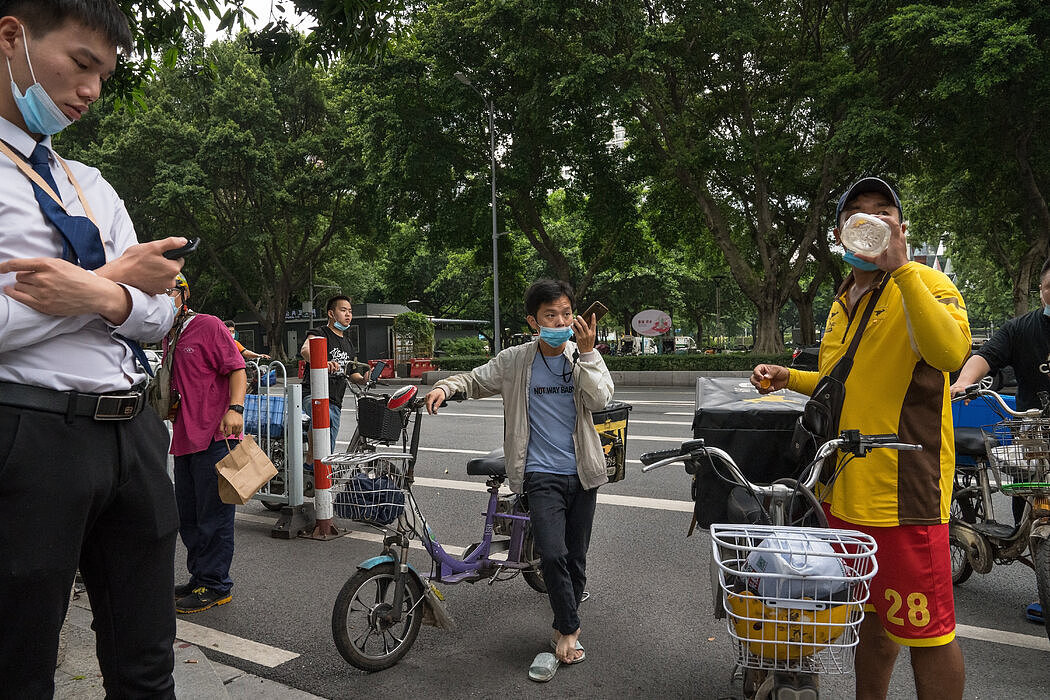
[7,25,73,136]
[843,250,881,272]
[539,325,572,348]
[333,320,350,331]
[1044,305,1050,318]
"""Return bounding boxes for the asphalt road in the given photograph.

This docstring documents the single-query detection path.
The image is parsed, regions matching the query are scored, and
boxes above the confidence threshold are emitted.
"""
[186,384,1050,699]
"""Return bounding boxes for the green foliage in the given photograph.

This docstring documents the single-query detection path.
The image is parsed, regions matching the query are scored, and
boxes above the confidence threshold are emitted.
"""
[48,0,1050,358]
[888,0,1050,316]
[438,337,489,356]
[58,37,375,359]
[105,2,408,99]
[602,354,793,371]
[393,312,435,356]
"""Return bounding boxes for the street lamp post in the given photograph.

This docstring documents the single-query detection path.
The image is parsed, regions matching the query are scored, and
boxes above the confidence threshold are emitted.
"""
[455,71,501,353]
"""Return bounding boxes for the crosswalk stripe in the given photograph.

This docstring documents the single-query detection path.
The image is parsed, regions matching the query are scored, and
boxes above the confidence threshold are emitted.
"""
[176,619,299,668]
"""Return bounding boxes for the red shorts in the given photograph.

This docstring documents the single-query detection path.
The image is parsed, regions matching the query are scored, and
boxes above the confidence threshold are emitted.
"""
[825,509,956,647]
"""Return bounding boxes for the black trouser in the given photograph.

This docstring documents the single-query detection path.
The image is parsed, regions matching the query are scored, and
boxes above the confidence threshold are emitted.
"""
[174,439,236,594]
[525,471,598,635]
[0,405,179,699]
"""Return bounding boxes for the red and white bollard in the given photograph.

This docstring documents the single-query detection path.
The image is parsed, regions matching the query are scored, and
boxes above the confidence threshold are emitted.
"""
[307,336,340,539]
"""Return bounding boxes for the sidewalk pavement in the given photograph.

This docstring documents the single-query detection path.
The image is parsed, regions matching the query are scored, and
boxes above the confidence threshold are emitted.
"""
[55,592,323,700]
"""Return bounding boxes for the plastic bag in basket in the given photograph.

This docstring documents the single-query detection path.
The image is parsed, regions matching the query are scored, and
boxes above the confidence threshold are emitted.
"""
[744,536,848,604]
[727,590,850,661]
[334,472,405,525]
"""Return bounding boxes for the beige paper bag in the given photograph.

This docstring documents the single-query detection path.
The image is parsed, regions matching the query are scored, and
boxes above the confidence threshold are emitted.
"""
[215,435,278,505]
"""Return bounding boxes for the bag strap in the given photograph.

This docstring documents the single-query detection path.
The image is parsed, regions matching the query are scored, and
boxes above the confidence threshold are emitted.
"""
[162,313,195,375]
[829,275,887,382]
[0,139,99,225]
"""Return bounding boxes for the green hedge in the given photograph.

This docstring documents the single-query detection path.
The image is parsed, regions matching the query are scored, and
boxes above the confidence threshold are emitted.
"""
[433,353,793,372]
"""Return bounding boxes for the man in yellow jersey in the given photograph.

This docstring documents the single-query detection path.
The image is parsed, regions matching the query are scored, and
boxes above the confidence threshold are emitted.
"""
[751,177,970,700]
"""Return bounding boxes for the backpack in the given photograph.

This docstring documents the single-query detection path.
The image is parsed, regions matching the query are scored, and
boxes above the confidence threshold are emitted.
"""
[148,315,193,421]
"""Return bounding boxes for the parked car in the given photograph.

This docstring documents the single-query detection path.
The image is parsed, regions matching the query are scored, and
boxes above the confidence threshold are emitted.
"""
[143,349,162,376]
[790,344,820,371]
[674,336,697,353]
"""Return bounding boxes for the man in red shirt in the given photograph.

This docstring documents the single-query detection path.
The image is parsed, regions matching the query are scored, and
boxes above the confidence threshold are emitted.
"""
[165,274,247,613]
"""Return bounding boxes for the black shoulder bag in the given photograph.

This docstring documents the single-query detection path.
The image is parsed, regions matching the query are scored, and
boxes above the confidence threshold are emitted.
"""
[789,280,886,464]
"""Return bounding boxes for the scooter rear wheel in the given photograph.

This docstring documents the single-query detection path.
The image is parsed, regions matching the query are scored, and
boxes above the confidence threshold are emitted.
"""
[522,526,547,594]
[948,530,974,585]
[1032,535,1050,644]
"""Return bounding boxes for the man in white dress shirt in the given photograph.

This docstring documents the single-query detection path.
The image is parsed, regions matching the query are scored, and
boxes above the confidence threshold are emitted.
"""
[0,1,190,697]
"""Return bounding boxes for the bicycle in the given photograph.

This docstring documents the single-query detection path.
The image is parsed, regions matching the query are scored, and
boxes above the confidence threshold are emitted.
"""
[323,388,546,672]
[641,430,920,700]
[948,385,1050,642]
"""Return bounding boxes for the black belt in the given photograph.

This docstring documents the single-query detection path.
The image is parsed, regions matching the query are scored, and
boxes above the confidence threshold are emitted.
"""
[0,381,146,421]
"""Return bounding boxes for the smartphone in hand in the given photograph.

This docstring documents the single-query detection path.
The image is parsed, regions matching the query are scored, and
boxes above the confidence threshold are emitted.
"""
[580,301,608,324]
[163,238,200,260]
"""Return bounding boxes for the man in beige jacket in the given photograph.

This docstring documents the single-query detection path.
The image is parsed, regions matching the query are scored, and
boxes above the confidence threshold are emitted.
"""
[425,279,613,675]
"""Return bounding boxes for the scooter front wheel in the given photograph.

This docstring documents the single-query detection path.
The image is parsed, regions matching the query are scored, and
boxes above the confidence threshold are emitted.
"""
[331,563,424,671]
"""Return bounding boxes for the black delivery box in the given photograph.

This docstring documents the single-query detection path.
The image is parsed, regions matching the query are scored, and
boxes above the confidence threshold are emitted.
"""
[691,378,808,524]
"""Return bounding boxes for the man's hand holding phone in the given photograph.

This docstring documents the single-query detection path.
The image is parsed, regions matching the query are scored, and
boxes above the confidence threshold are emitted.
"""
[96,237,194,295]
[572,301,605,354]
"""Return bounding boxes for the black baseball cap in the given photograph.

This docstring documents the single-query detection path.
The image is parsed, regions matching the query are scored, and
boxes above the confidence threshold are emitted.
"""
[835,177,903,227]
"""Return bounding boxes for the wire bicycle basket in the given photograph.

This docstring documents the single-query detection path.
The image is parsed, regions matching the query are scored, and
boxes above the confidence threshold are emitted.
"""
[326,452,410,526]
[984,418,1050,488]
[710,524,878,675]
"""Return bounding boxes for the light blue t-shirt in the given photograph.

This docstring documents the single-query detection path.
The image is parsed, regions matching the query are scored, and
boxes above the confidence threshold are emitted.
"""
[525,350,577,475]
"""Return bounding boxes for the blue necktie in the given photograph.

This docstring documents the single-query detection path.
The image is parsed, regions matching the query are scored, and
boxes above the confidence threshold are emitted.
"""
[28,143,106,270]
[28,144,154,377]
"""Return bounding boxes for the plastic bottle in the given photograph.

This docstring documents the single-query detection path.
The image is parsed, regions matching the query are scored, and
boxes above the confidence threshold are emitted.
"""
[840,213,891,256]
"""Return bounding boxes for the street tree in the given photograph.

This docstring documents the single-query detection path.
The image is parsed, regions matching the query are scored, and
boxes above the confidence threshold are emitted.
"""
[333,0,647,308]
[889,0,1050,317]
[611,0,913,352]
[59,38,374,359]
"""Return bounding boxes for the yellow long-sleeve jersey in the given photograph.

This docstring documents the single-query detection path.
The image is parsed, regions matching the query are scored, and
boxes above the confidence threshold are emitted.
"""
[788,262,971,526]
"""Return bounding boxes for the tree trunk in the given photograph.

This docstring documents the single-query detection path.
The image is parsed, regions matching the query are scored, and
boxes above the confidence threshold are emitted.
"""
[796,300,817,346]
[753,303,784,354]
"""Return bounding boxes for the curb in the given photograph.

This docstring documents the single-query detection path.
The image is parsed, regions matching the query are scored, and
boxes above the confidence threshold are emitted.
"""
[56,596,323,700]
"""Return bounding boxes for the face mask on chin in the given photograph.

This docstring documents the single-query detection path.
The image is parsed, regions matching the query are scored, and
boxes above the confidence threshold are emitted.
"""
[843,250,881,272]
[332,320,350,331]
[538,325,573,348]
[7,25,73,136]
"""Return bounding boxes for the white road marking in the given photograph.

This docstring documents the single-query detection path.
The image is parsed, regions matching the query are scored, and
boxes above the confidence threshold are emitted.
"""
[176,619,299,668]
[415,446,489,455]
[233,498,1042,662]
[631,419,692,426]
[954,624,1050,651]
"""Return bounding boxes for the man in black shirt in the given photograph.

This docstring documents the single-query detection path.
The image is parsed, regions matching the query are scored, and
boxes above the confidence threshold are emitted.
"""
[300,295,365,454]
[951,259,1050,412]
[950,257,1050,621]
